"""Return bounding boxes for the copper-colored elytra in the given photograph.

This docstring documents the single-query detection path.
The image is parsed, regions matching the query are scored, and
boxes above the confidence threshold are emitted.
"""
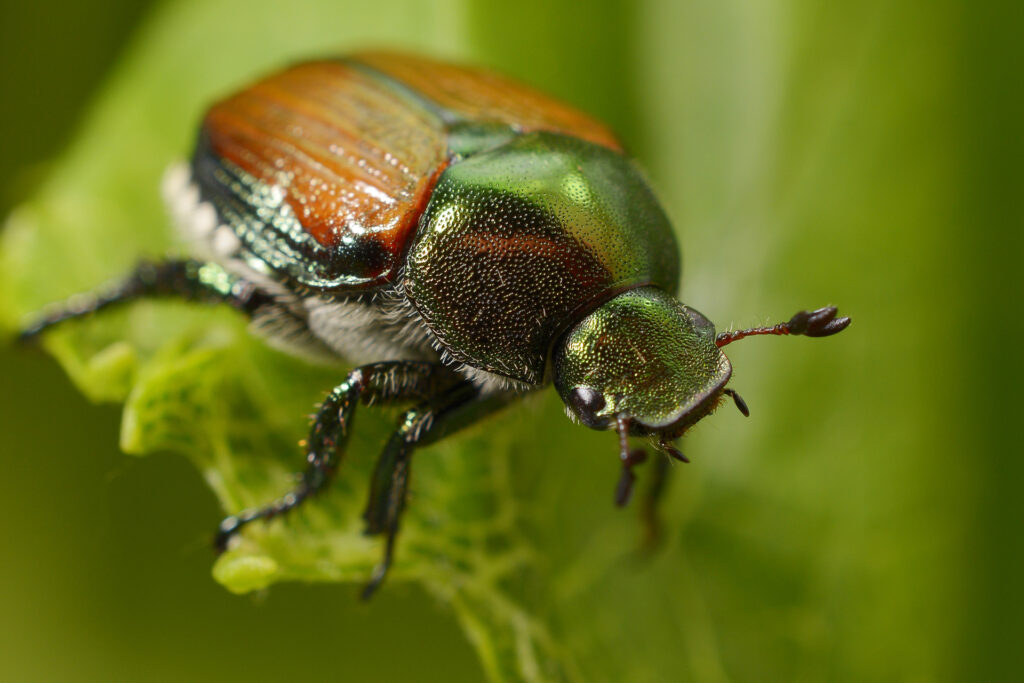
[200,54,625,260]
[228,96,399,201]
[392,161,449,258]
[229,90,401,195]
[206,106,390,234]
[355,51,624,152]
[207,71,385,181]
[201,61,447,249]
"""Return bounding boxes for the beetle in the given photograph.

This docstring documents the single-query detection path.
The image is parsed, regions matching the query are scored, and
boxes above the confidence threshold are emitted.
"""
[20,52,850,597]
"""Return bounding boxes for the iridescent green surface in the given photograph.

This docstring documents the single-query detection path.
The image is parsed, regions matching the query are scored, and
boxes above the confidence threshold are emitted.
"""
[408,132,679,383]
[554,287,730,432]
[445,121,520,158]
[0,1,1020,682]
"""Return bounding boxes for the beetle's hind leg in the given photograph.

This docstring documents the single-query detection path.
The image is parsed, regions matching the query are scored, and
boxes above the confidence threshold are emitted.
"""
[359,384,517,599]
[18,259,280,341]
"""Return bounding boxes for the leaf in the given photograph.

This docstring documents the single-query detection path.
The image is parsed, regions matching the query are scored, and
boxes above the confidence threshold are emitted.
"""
[0,0,955,681]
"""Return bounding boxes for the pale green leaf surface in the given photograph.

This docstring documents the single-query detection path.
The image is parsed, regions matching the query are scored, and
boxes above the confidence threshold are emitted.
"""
[0,1,965,681]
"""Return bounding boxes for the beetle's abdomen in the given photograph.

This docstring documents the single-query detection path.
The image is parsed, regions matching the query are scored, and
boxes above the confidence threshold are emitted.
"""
[194,61,449,289]
[406,132,680,385]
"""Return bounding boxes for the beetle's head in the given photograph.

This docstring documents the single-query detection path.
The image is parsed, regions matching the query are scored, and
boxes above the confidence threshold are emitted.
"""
[553,287,732,445]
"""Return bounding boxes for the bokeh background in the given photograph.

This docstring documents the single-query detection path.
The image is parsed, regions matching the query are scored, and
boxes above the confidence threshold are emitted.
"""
[1,1,1020,681]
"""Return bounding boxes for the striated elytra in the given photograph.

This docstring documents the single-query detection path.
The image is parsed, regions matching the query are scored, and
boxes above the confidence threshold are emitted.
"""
[21,52,850,597]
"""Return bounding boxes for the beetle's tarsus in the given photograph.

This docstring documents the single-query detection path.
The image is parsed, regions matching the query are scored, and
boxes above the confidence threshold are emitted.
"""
[213,518,242,553]
[360,533,396,601]
[213,487,312,552]
[17,324,45,345]
[18,290,121,343]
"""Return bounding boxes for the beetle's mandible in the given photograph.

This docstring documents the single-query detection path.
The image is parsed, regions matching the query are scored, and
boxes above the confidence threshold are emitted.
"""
[20,52,850,597]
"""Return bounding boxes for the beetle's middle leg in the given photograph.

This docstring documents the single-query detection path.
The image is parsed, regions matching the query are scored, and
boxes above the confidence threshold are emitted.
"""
[360,384,518,599]
[214,361,463,551]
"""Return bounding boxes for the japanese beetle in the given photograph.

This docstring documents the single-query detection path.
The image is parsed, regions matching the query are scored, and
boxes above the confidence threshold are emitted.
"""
[20,52,850,597]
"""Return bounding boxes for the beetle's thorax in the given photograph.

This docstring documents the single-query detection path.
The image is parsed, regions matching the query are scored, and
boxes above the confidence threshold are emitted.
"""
[404,131,680,386]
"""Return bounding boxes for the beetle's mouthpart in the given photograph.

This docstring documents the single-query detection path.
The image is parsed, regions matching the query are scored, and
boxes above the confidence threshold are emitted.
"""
[614,416,648,506]
[657,435,689,463]
[723,388,750,417]
[616,415,630,457]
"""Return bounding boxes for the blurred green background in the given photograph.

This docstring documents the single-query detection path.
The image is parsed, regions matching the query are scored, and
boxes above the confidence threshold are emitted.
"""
[0,0,1020,681]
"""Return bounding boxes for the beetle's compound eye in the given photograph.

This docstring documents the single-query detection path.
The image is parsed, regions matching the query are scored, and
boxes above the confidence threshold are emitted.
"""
[568,386,611,430]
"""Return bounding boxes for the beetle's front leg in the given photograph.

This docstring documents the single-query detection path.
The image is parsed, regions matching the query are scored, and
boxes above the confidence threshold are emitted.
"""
[359,384,518,599]
[613,416,649,507]
[214,361,461,551]
[640,454,672,550]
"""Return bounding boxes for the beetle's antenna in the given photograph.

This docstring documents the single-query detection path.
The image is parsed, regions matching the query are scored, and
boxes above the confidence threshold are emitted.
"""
[723,388,750,417]
[716,306,850,347]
